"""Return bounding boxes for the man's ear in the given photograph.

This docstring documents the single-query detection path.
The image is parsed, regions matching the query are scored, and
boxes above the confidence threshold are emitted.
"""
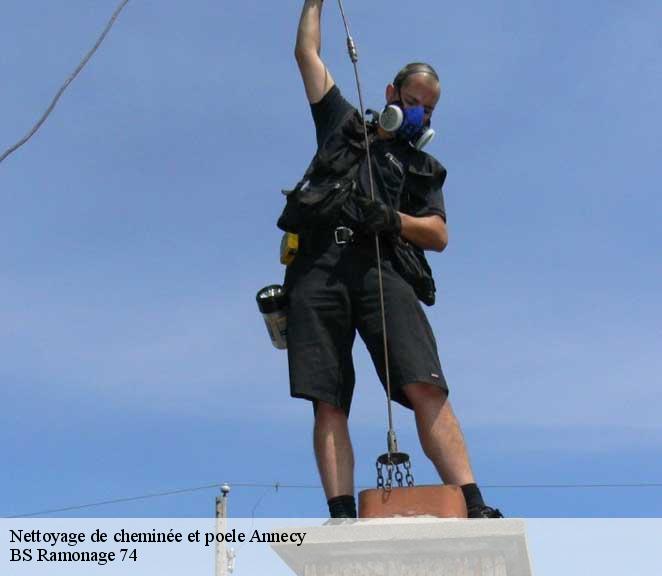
[385,83,397,103]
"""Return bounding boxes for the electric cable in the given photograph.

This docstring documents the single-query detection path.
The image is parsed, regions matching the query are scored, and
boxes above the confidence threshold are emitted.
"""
[5,482,224,519]
[0,0,131,165]
[6,481,662,518]
[230,485,273,560]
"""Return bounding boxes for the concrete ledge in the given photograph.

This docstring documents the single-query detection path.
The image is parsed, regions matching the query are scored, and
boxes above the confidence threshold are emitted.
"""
[272,517,533,576]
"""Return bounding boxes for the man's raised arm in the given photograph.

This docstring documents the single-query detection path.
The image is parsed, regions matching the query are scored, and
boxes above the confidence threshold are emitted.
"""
[295,0,335,104]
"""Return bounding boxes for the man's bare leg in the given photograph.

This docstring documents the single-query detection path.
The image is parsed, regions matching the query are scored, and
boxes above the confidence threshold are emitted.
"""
[404,383,475,485]
[313,401,355,498]
[404,383,503,517]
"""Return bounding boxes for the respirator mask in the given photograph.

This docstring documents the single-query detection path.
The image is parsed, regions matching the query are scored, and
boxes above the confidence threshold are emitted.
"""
[379,98,435,150]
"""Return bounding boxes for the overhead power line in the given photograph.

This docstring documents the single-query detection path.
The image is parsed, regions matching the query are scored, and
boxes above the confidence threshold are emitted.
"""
[4,482,319,518]
[6,481,223,519]
[5,480,662,519]
[0,0,131,165]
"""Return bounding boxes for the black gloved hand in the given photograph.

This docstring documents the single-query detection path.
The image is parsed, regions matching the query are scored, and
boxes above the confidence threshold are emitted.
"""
[357,196,402,235]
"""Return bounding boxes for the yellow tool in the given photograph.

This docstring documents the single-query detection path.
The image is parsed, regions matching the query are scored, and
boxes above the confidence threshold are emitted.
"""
[280,232,299,265]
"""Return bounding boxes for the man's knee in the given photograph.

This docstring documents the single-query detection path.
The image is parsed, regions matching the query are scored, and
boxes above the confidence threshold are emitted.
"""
[403,382,448,410]
[314,400,348,427]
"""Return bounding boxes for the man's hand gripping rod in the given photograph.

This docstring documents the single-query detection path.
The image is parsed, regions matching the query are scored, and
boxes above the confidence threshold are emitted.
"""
[335,0,413,489]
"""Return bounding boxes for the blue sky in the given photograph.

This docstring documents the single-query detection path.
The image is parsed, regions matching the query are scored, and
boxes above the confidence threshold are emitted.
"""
[1,0,661,519]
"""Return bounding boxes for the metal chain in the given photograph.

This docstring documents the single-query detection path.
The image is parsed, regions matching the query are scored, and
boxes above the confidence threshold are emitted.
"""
[404,459,415,487]
[376,461,384,489]
[394,465,404,488]
[377,458,414,490]
[385,463,393,492]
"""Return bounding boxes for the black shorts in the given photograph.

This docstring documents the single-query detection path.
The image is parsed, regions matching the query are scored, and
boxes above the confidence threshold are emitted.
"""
[284,235,448,415]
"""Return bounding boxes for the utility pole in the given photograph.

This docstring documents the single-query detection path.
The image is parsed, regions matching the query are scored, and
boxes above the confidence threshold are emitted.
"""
[215,483,231,576]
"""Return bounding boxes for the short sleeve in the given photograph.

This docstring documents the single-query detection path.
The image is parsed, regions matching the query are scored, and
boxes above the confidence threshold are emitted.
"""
[403,158,447,222]
[310,86,354,148]
[425,184,447,222]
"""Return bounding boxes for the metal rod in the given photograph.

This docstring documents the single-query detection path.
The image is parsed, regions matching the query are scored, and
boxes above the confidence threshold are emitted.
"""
[336,0,397,460]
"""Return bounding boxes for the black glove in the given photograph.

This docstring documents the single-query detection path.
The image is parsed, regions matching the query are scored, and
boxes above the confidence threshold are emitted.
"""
[357,197,402,235]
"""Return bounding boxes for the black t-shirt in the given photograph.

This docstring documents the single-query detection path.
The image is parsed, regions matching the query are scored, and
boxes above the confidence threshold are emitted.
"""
[310,86,446,221]
[311,85,354,148]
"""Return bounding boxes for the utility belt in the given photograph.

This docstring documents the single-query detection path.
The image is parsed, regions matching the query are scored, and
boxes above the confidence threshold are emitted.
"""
[298,224,386,257]
[280,225,434,306]
[276,170,436,306]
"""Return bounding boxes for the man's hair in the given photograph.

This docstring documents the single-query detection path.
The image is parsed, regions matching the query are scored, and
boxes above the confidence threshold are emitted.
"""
[393,62,440,90]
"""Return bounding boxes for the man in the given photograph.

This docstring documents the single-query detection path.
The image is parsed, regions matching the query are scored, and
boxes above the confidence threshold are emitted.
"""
[283,0,502,519]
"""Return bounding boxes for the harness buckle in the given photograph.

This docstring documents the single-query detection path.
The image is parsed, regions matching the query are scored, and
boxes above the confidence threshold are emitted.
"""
[334,226,354,246]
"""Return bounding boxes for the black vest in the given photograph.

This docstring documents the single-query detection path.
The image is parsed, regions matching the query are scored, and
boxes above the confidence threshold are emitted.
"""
[278,109,445,230]
[277,110,443,306]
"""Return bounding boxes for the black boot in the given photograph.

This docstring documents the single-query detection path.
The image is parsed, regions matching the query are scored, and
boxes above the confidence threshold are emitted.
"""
[327,494,357,519]
[461,483,504,518]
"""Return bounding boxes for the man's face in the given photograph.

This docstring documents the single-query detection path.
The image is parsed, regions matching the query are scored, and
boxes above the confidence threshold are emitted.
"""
[386,73,441,124]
